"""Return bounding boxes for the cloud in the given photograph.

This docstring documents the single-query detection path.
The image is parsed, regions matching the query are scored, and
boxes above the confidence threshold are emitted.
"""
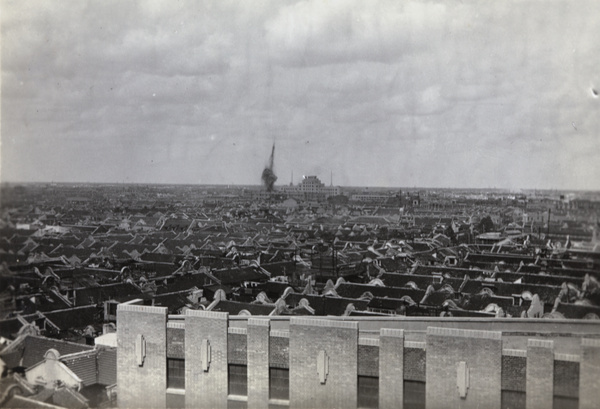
[1,0,599,189]
[265,0,449,67]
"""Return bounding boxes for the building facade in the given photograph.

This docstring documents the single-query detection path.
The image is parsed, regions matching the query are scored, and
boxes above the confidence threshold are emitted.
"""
[117,304,600,409]
[280,176,341,201]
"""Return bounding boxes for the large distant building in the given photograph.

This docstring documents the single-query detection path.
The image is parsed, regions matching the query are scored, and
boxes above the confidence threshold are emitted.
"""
[281,175,340,201]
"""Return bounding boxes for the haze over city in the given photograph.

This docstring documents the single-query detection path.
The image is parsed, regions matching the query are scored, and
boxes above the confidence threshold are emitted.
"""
[2,0,599,190]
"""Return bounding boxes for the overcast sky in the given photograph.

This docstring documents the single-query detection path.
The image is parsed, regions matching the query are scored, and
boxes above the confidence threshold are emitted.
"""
[2,0,599,190]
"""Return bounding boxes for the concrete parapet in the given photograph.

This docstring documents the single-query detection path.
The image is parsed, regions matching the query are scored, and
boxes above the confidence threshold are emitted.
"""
[116,305,167,409]
[404,341,426,350]
[526,338,554,409]
[289,317,358,408]
[290,317,358,329]
[358,337,379,346]
[580,338,600,409]
[228,327,247,335]
[270,330,289,338]
[503,349,527,357]
[184,310,229,409]
[117,304,167,314]
[248,318,270,409]
[167,321,185,329]
[427,326,502,340]
[379,328,404,409]
[426,326,502,409]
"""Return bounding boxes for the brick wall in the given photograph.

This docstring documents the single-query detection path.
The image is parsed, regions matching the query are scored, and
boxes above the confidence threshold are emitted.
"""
[579,338,600,409]
[228,331,247,365]
[247,319,270,409]
[526,339,554,409]
[116,304,168,409]
[426,327,502,409]
[289,318,358,409]
[553,359,579,398]
[379,328,404,409]
[358,344,379,377]
[403,346,426,382]
[184,310,229,409]
[166,392,185,409]
[115,311,598,408]
[167,326,185,359]
[501,354,526,392]
[269,333,289,369]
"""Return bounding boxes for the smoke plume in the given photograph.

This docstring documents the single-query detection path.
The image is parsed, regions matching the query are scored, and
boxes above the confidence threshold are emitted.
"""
[261,144,277,192]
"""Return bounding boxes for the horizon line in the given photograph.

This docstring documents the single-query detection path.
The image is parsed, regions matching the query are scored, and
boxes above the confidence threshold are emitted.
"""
[1,180,598,193]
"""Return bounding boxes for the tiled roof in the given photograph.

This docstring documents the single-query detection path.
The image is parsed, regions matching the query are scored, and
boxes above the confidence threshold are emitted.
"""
[0,317,24,339]
[155,273,211,294]
[150,292,190,313]
[256,281,298,300]
[74,282,143,305]
[285,293,369,316]
[0,335,94,368]
[5,394,65,408]
[50,386,89,409]
[61,350,98,386]
[97,348,116,386]
[28,387,55,402]
[212,266,269,285]
[44,306,98,330]
[210,300,276,315]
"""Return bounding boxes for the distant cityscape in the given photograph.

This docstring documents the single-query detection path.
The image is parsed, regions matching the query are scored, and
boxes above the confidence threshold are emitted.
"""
[0,180,599,408]
[3,0,600,406]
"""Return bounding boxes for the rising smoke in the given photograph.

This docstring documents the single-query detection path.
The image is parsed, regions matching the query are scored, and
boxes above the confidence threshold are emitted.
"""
[261,144,277,192]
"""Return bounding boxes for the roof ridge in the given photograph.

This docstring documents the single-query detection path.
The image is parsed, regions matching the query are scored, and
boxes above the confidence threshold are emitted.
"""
[27,334,95,349]
[59,349,99,360]
[44,304,97,314]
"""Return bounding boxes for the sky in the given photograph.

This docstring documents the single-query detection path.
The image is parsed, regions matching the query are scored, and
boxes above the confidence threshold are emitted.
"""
[1,0,599,190]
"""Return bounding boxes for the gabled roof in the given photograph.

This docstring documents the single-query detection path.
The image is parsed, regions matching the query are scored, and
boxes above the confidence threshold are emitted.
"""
[0,335,94,368]
[4,394,66,409]
[60,350,101,386]
[211,266,270,285]
[209,300,276,316]
[47,385,89,409]
[284,293,369,316]
[42,305,98,331]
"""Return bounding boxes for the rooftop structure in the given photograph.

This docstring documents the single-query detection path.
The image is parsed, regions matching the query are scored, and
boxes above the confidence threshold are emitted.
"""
[116,304,600,409]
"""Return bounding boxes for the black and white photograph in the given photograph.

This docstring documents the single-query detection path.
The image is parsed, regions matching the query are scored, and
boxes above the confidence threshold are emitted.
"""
[1,1,599,408]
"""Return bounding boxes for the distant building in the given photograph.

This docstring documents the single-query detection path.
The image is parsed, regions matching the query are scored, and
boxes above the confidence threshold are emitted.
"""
[350,193,390,203]
[281,175,340,201]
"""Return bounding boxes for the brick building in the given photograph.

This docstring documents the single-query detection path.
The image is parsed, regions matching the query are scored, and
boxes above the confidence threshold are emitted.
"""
[116,304,600,409]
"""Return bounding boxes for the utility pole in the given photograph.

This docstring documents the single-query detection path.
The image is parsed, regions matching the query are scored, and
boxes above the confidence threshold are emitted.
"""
[331,240,337,278]
[319,248,322,280]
